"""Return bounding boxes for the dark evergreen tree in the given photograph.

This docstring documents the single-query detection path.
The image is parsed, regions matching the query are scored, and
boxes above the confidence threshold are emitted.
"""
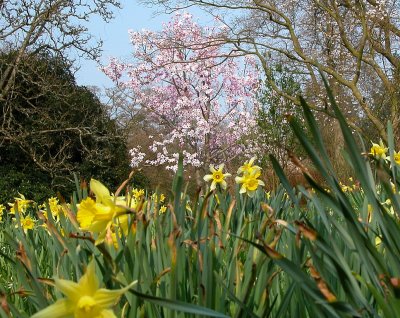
[0,53,131,202]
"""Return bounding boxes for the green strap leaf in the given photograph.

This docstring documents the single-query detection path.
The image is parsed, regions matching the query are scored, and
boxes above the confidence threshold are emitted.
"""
[128,288,230,318]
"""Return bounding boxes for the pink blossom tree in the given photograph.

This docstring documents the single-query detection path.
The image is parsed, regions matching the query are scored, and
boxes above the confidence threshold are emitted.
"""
[102,12,259,175]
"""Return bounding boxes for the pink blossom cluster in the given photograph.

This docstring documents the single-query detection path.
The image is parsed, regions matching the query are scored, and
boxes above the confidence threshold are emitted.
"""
[102,57,126,82]
[103,12,260,170]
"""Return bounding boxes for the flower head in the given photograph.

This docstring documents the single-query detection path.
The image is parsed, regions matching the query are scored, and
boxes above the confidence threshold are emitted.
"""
[237,156,261,177]
[236,157,264,197]
[151,192,166,205]
[31,260,136,318]
[132,188,145,201]
[203,164,231,190]
[77,179,129,245]
[8,193,33,215]
[17,215,35,232]
[370,140,388,160]
[235,169,265,197]
[39,197,63,221]
[393,151,400,165]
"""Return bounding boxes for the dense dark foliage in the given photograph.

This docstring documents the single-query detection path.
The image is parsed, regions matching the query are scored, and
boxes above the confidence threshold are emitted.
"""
[0,53,132,202]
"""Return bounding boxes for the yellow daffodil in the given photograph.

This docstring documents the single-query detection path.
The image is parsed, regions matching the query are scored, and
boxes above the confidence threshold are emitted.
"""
[370,140,388,160]
[0,204,5,222]
[203,164,231,191]
[16,215,35,232]
[235,170,265,197]
[132,188,145,201]
[382,199,395,216]
[394,151,400,165]
[77,179,128,245]
[375,236,382,247]
[340,182,353,193]
[367,204,373,223]
[40,197,63,221]
[151,193,166,205]
[237,156,261,177]
[105,227,123,249]
[117,190,141,211]
[391,181,397,193]
[8,193,33,215]
[31,260,136,318]
[159,205,167,214]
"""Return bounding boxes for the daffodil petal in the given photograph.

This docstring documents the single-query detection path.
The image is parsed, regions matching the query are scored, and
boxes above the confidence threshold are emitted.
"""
[209,165,216,173]
[92,204,114,221]
[54,279,80,302]
[251,166,261,174]
[210,181,217,191]
[203,174,213,182]
[31,298,74,318]
[239,185,247,194]
[247,190,256,198]
[94,280,137,308]
[235,176,243,183]
[77,198,96,229]
[78,260,100,295]
[95,228,108,245]
[249,156,256,166]
[88,220,112,235]
[116,214,130,235]
[221,180,227,190]
[90,179,112,205]
[98,309,117,318]
[93,289,122,307]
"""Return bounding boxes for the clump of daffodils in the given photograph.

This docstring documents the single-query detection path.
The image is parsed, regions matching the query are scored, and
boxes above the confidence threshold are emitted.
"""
[340,177,358,193]
[235,157,265,197]
[31,259,136,318]
[152,192,166,205]
[369,140,400,166]
[203,164,231,190]
[39,197,64,221]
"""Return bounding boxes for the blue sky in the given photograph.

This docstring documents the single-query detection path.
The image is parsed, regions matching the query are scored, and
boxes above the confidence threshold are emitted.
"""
[75,0,168,87]
[75,0,208,88]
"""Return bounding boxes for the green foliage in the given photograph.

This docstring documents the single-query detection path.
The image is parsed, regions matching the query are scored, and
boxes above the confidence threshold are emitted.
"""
[266,80,400,317]
[2,82,400,317]
[0,165,54,203]
[0,52,132,202]
[256,64,304,167]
